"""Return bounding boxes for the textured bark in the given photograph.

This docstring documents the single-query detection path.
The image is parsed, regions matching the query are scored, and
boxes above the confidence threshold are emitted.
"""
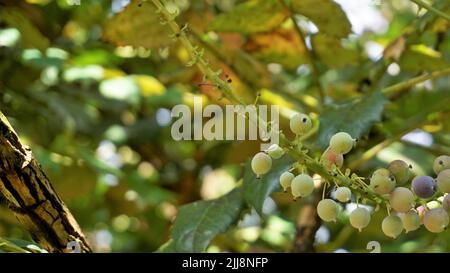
[292,193,321,253]
[0,112,91,253]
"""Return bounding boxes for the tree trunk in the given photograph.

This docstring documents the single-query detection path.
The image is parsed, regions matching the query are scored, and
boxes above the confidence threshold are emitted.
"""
[0,112,91,253]
[292,192,321,253]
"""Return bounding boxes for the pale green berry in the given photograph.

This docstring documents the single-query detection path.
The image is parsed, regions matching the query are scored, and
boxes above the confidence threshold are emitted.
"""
[442,195,450,213]
[388,160,413,185]
[349,207,371,232]
[382,215,403,239]
[433,155,450,175]
[251,152,272,176]
[289,113,312,135]
[317,199,339,222]
[423,208,449,233]
[400,210,421,233]
[279,171,294,192]
[389,187,415,213]
[436,169,450,193]
[329,132,354,154]
[335,187,351,203]
[267,144,284,159]
[291,174,314,199]
[370,168,396,195]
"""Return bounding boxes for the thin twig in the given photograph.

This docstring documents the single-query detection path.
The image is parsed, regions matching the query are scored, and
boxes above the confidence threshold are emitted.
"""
[410,0,450,21]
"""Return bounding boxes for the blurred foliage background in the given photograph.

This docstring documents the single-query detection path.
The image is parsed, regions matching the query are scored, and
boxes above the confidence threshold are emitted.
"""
[0,0,449,253]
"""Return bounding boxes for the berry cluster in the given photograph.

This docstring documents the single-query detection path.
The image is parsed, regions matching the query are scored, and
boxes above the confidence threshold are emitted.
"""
[250,112,450,239]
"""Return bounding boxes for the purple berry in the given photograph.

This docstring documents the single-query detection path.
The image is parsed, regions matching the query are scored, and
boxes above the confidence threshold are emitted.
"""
[411,176,437,199]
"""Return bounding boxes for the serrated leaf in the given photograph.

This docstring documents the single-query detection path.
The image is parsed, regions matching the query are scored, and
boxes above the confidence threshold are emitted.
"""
[103,0,171,49]
[243,155,295,216]
[384,89,450,134]
[159,188,243,252]
[318,91,387,149]
[292,0,351,38]
[0,8,49,51]
[312,34,359,68]
[208,0,288,34]
[245,29,308,69]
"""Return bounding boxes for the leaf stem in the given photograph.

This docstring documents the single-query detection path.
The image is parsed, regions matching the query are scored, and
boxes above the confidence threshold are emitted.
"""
[409,0,450,22]
[382,67,450,97]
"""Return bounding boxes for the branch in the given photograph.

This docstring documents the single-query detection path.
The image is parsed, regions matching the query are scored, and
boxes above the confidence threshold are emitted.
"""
[278,0,325,105]
[410,0,450,21]
[0,111,91,253]
[382,68,450,97]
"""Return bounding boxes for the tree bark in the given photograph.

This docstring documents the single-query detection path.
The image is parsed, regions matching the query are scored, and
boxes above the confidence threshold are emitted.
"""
[0,112,91,253]
[292,192,321,253]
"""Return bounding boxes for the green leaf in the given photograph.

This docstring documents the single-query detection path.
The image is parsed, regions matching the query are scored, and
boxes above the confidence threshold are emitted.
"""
[398,47,449,72]
[243,155,295,216]
[103,1,171,49]
[209,0,288,34]
[312,34,359,68]
[159,188,244,252]
[292,0,351,38]
[318,91,387,149]
[0,8,49,51]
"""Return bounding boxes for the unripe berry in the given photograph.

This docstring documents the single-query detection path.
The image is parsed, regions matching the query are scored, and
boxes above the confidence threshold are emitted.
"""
[433,155,450,175]
[320,147,344,170]
[400,210,421,233]
[267,144,284,159]
[289,113,312,135]
[442,195,450,213]
[251,152,272,176]
[389,187,415,213]
[349,207,371,232]
[423,208,449,233]
[436,169,450,193]
[291,174,314,199]
[335,187,351,203]
[411,176,437,199]
[317,199,339,222]
[382,215,403,239]
[370,168,396,194]
[279,171,294,192]
[329,132,355,154]
[388,160,413,185]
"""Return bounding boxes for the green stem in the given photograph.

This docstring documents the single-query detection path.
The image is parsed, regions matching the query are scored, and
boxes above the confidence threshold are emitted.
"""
[409,0,450,21]
[382,67,450,97]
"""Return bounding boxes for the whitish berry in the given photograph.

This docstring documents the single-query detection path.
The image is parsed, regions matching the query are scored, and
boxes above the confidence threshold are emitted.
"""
[433,155,450,175]
[317,199,339,222]
[320,147,344,170]
[349,207,371,232]
[291,174,314,199]
[388,160,413,185]
[400,210,421,233]
[382,215,403,239]
[443,195,450,212]
[389,187,415,213]
[289,113,312,135]
[329,132,355,155]
[423,208,449,233]
[267,144,284,159]
[279,171,294,192]
[251,152,272,176]
[416,205,426,223]
[370,168,396,195]
[411,176,437,199]
[437,169,450,193]
[335,187,351,203]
